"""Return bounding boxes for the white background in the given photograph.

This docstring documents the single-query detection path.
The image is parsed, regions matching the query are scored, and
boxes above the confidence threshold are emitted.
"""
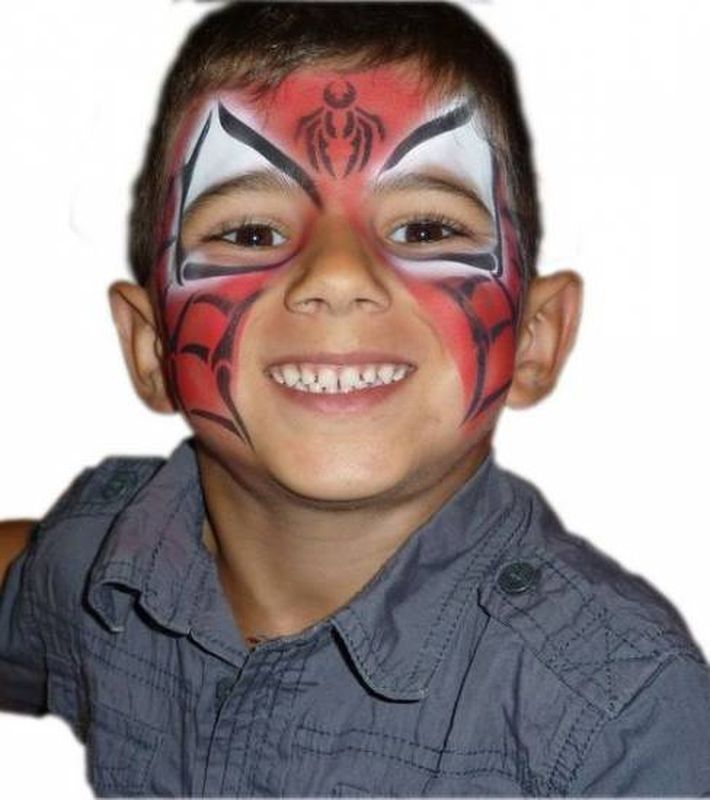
[1,0,709,795]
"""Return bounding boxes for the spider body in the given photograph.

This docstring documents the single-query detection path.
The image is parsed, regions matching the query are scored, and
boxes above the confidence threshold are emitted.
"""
[295,80,386,178]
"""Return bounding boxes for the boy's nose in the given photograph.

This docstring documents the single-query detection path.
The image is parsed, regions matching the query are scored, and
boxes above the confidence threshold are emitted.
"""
[283,217,391,316]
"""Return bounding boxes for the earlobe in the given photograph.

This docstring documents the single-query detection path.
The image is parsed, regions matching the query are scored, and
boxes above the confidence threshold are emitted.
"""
[108,281,175,414]
[506,271,583,409]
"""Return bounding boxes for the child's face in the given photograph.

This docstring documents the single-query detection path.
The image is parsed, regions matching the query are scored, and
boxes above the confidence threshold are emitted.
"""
[153,62,524,501]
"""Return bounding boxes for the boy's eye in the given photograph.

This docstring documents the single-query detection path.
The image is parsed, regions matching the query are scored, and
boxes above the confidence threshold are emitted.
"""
[389,220,464,245]
[217,224,287,248]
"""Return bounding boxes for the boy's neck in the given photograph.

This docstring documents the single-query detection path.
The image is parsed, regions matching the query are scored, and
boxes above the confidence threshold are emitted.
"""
[196,441,491,646]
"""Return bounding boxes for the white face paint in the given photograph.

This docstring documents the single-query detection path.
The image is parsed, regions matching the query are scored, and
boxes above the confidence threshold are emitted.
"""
[377,101,495,212]
[183,108,275,210]
[373,100,500,280]
[167,90,500,288]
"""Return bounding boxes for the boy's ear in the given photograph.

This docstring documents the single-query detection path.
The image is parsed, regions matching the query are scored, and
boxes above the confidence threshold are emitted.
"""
[506,271,583,409]
[108,281,175,414]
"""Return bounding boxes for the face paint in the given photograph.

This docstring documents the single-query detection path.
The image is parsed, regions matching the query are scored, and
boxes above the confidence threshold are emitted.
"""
[153,65,524,463]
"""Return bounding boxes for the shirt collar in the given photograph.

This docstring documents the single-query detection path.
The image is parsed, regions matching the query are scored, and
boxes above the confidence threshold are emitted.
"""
[331,457,528,700]
[88,439,528,694]
[88,439,245,664]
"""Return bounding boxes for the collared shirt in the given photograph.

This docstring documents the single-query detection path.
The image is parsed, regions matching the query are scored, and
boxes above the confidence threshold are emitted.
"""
[1,439,709,796]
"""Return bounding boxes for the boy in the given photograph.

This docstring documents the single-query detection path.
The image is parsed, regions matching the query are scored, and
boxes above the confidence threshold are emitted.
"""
[1,1,709,796]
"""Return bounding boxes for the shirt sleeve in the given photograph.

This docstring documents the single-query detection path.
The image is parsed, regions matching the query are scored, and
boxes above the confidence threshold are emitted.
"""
[0,536,48,715]
[569,654,710,796]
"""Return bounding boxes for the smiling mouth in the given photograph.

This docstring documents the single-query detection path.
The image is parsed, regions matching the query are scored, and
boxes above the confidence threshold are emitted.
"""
[265,362,415,394]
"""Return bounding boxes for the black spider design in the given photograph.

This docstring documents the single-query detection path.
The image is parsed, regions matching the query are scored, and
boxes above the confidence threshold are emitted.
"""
[295,80,386,178]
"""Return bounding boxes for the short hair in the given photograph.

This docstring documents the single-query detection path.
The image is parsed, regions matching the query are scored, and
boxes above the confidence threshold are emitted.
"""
[128,1,540,286]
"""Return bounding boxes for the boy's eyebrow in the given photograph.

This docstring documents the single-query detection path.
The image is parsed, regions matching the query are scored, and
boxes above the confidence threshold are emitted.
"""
[372,173,492,220]
[182,170,301,224]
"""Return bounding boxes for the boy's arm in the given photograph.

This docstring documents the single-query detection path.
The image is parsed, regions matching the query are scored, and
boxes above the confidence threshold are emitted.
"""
[569,654,710,795]
[0,519,47,715]
[0,520,36,588]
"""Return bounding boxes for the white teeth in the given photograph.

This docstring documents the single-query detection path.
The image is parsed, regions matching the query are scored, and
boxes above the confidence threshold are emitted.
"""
[362,365,377,384]
[318,366,339,394]
[267,362,413,394]
[300,365,317,385]
[339,366,361,393]
[282,364,300,387]
[377,364,395,384]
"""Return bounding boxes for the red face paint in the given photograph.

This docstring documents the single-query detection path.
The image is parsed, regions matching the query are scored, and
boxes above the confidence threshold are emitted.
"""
[153,65,524,457]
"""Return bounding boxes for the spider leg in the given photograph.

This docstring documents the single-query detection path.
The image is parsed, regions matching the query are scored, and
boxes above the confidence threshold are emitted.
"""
[304,121,321,172]
[317,127,335,177]
[343,110,355,139]
[295,107,323,141]
[356,114,374,171]
[344,124,362,177]
[325,110,337,139]
[355,106,386,140]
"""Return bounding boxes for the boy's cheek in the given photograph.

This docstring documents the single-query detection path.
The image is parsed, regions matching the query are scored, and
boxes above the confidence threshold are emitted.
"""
[156,270,272,431]
[402,278,478,399]
[402,276,519,428]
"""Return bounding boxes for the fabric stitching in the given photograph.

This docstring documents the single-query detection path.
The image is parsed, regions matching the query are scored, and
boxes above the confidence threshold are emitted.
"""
[167,539,204,627]
[544,701,599,794]
[30,604,196,699]
[186,553,211,630]
[90,698,166,734]
[266,638,315,793]
[495,589,613,701]
[536,556,649,657]
[551,706,605,795]
[81,642,190,701]
[298,724,511,758]
[294,741,520,781]
[338,500,528,696]
[144,483,197,599]
[405,501,524,685]
[249,647,287,794]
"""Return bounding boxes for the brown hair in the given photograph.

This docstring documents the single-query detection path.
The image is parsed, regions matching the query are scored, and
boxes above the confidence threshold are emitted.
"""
[128,1,540,285]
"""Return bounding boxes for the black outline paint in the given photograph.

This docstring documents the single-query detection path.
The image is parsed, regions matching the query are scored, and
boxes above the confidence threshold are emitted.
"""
[382,104,473,172]
[294,84,386,178]
[218,103,322,208]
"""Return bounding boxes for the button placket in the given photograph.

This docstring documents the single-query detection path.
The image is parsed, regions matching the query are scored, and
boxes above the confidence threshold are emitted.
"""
[214,676,236,711]
[202,649,277,796]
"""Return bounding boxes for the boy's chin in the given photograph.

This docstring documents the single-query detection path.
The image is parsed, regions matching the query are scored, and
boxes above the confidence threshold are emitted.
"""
[256,446,425,508]
[260,437,491,509]
[198,426,485,511]
[269,458,415,508]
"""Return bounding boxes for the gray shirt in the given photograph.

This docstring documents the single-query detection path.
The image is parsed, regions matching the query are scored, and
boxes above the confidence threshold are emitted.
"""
[1,439,709,796]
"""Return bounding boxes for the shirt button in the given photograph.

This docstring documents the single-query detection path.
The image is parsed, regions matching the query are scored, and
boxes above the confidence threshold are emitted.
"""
[497,561,540,595]
[100,471,136,501]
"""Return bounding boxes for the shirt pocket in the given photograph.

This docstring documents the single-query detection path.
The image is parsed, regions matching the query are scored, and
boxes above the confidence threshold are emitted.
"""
[86,701,164,797]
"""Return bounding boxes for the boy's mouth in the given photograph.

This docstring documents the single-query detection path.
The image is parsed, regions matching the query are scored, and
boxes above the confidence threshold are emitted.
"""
[265,361,415,395]
[264,352,417,396]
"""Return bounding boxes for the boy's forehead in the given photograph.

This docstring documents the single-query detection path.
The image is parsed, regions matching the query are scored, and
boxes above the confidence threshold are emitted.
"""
[173,63,454,155]
[167,62,495,215]
[245,64,449,144]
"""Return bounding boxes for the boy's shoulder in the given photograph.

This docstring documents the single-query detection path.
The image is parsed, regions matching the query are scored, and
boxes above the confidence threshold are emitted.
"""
[29,452,166,609]
[477,465,704,719]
